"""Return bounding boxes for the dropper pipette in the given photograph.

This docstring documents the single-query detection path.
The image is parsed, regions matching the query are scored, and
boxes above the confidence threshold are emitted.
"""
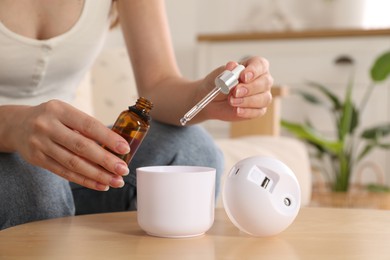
[180,65,245,126]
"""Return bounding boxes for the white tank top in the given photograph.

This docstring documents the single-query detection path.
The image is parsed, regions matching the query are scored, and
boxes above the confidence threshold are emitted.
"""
[0,0,112,106]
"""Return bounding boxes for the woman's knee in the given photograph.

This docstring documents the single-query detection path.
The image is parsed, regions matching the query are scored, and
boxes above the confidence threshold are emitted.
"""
[0,153,75,230]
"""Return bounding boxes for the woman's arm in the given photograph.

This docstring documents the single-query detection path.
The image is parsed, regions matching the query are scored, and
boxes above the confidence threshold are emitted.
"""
[117,0,273,125]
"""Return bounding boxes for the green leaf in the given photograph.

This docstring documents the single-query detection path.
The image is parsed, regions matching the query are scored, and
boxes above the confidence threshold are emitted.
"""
[357,144,375,161]
[350,104,359,134]
[361,123,390,140]
[295,89,326,106]
[281,120,343,154]
[371,51,390,82]
[339,76,354,139]
[357,142,390,161]
[379,143,390,149]
[306,81,342,110]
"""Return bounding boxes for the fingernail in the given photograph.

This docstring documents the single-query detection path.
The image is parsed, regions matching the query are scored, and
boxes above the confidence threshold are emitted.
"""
[116,141,130,154]
[97,183,110,191]
[230,96,243,106]
[245,72,254,82]
[110,177,125,188]
[235,87,248,98]
[116,163,129,176]
[236,107,245,116]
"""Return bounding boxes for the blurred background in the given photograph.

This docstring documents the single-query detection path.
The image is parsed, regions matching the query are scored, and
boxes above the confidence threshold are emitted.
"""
[104,0,390,79]
[75,0,390,191]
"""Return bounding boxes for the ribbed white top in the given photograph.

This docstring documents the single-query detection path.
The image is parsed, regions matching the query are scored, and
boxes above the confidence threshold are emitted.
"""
[0,0,112,106]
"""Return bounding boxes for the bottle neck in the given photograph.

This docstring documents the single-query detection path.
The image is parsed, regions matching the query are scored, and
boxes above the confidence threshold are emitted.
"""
[128,97,153,121]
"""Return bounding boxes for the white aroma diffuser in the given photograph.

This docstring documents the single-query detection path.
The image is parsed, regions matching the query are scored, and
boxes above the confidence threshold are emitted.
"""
[223,156,301,237]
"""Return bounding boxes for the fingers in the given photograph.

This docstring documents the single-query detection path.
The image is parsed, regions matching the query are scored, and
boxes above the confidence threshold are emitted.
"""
[231,72,273,100]
[224,57,273,119]
[236,106,268,119]
[38,151,120,191]
[26,100,130,189]
[45,100,130,174]
[29,119,127,190]
[49,143,124,190]
[47,101,130,155]
[51,123,129,177]
[241,56,270,78]
[225,57,272,96]
[230,90,272,110]
[238,56,273,91]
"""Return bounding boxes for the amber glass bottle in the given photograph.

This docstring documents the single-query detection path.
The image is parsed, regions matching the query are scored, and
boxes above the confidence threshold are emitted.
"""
[107,97,153,164]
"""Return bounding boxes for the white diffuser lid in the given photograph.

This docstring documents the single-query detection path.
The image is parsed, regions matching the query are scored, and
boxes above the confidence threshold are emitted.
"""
[222,156,301,237]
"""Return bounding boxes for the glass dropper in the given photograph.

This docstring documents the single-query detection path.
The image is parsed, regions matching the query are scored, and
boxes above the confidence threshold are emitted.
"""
[180,65,245,126]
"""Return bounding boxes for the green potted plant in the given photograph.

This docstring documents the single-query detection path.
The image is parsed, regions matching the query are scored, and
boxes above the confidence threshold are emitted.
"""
[281,50,390,192]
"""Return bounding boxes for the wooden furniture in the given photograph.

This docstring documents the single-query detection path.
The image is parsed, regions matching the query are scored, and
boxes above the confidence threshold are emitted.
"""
[2,207,390,259]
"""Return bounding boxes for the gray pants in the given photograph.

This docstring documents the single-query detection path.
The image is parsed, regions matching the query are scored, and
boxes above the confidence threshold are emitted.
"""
[0,121,224,230]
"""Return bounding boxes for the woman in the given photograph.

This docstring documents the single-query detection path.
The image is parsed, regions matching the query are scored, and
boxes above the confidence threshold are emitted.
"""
[0,0,273,229]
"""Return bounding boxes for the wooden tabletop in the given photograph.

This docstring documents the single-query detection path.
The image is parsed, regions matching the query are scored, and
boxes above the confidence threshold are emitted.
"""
[1,207,390,259]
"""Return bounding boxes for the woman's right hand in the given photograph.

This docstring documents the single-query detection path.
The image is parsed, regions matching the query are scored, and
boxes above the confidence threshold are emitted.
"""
[0,100,130,191]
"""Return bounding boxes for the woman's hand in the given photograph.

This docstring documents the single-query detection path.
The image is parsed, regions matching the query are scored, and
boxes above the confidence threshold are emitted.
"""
[201,56,273,122]
[2,100,130,191]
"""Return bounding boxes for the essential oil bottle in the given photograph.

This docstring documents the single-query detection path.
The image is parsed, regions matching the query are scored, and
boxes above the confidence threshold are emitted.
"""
[107,97,153,164]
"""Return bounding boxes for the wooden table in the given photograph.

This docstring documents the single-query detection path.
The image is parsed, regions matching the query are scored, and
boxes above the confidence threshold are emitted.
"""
[1,207,390,259]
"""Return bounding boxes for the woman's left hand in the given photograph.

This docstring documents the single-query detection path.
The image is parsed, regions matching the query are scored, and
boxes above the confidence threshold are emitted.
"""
[201,56,273,122]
